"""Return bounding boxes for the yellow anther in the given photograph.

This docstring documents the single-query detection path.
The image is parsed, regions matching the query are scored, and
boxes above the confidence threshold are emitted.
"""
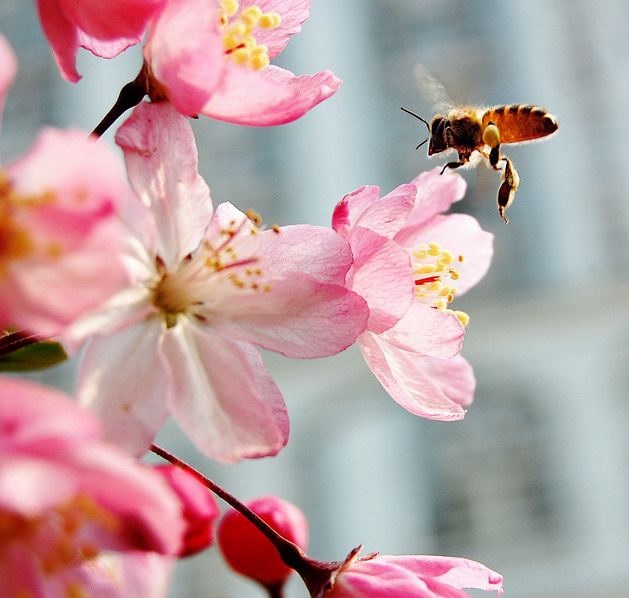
[250,44,268,57]
[224,22,247,37]
[458,254,464,262]
[250,54,270,70]
[259,12,282,28]
[436,298,447,310]
[455,311,470,327]
[231,48,249,65]
[272,224,281,233]
[413,250,427,259]
[438,250,454,265]
[439,286,451,297]
[447,293,454,302]
[220,0,239,17]
[241,6,263,24]
[450,271,460,280]
[428,241,441,253]
[435,263,445,272]
[417,264,437,274]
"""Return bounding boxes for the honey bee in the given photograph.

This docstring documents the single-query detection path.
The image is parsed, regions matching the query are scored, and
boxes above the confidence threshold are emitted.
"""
[402,66,558,222]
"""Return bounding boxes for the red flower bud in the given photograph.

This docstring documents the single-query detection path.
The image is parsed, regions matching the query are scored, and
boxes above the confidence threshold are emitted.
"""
[217,495,309,589]
[154,465,220,557]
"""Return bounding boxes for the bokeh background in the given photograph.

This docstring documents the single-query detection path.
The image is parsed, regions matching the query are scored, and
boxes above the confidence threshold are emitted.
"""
[3,1,629,596]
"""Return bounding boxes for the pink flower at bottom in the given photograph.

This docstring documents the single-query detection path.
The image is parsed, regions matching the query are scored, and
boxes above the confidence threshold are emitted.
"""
[332,169,494,420]
[0,376,185,597]
[325,550,503,597]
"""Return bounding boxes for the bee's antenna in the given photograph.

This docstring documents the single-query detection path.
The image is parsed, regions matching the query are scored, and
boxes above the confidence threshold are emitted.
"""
[401,106,430,131]
[415,138,428,150]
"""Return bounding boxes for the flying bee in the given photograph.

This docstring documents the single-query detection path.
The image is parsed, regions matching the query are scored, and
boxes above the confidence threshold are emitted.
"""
[402,66,558,222]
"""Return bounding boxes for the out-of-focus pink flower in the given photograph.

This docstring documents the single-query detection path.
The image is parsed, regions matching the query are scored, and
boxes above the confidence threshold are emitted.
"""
[324,550,503,597]
[0,35,128,337]
[0,376,185,597]
[332,169,493,420]
[143,0,341,125]
[218,495,308,590]
[36,0,167,82]
[154,465,220,557]
[68,101,368,463]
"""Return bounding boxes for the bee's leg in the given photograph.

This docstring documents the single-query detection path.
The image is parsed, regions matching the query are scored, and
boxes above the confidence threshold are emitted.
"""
[497,157,520,223]
[439,152,468,175]
[482,122,501,169]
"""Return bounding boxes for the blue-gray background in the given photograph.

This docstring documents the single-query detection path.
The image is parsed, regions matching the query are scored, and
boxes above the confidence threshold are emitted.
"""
[3,2,629,596]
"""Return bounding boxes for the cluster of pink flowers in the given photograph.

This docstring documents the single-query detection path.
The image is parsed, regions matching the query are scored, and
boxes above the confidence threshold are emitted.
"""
[0,1,505,596]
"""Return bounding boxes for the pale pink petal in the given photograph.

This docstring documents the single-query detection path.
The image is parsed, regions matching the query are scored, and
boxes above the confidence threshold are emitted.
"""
[333,184,416,240]
[161,321,289,463]
[396,213,494,296]
[404,169,467,229]
[116,102,213,265]
[379,302,464,359]
[145,0,224,117]
[202,64,341,126]
[358,332,466,420]
[0,377,100,451]
[36,0,81,82]
[78,320,170,456]
[346,226,414,334]
[205,273,368,358]
[376,555,503,595]
[76,552,173,598]
[240,224,354,285]
[0,35,17,131]
[414,354,476,408]
[76,31,140,59]
[240,0,311,59]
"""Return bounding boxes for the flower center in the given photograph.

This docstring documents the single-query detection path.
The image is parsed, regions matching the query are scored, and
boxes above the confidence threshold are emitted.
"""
[412,241,469,327]
[219,1,282,70]
[0,170,60,279]
[150,213,272,327]
[0,495,117,594]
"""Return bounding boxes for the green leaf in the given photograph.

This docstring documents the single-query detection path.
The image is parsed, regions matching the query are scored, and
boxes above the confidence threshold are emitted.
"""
[0,341,68,372]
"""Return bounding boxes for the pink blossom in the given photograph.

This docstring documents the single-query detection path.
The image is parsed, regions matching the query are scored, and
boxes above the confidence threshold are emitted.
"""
[325,550,503,597]
[143,0,341,124]
[218,495,308,590]
[69,101,368,463]
[0,376,185,597]
[36,0,167,82]
[154,465,220,557]
[0,35,129,337]
[332,169,493,420]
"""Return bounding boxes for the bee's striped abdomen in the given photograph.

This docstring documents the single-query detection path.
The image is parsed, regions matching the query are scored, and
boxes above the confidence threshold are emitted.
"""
[482,104,558,144]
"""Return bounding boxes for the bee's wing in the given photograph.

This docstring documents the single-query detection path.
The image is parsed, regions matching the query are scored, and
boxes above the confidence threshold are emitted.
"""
[414,63,456,113]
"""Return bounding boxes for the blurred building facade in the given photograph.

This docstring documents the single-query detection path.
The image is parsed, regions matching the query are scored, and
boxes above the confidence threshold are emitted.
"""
[3,1,629,597]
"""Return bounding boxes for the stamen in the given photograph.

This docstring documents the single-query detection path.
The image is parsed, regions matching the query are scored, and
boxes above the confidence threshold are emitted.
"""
[219,2,282,71]
[411,241,469,327]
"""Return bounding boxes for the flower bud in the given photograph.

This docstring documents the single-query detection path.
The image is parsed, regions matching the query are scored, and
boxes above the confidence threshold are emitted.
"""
[154,465,220,557]
[217,495,308,589]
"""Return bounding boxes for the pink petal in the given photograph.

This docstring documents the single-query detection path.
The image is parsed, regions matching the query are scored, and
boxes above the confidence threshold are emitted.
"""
[56,0,165,41]
[36,0,81,81]
[205,273,368,358]
[396,213,494,296]
[414,354,476,408]
[160,321,289,463]
[202,64,341,126]
[116,102,213,265]
[77,320,170,456]
[145,0,224,117]
[76,30,140,59]
[377,555,504,596]
[358,332,466,420]
[251,225,354,285]
[241,0,311,60]
[379,302,464,359]
[333,184,416,240]
[0,35,17,130]
[404,168,467,229]
[346,226,414,335]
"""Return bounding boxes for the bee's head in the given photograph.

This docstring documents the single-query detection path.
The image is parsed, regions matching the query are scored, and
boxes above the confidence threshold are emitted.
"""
[428,115,449,155]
